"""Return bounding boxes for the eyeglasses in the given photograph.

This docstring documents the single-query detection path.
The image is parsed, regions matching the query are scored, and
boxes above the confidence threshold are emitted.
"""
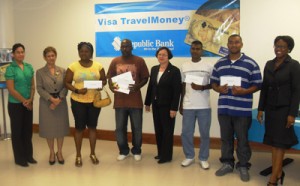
[274,45,287,50]
[158,54,168,57]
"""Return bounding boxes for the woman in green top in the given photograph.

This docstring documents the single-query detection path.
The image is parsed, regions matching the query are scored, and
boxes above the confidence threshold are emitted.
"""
[5,43,37,167]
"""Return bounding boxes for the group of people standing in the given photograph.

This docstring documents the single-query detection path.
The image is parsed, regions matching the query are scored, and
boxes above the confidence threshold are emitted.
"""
[4,35,300,185]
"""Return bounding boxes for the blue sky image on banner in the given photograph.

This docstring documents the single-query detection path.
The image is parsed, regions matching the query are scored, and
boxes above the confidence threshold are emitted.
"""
[94,0,240,57]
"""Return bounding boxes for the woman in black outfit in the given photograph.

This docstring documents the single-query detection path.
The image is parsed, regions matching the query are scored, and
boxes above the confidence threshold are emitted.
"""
[257,36,300,186]
[144,47,181,164]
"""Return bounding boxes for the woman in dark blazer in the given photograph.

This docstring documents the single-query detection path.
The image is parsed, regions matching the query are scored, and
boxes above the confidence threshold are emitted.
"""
[257,36,300,186]
[145,47,181,164]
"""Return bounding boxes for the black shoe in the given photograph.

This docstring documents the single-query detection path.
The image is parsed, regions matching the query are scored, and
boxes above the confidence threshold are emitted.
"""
[27,158,37,164]
[277,171,285,185]
[16,161,29,167]
[49,160,55,165]
[154,156,161,160]
[157,159,171,164]
[56,152,65,165]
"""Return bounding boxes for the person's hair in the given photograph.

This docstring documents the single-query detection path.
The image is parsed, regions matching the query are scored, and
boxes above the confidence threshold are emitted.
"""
[191,40,203,47]
[77,42,94,56]
[274,35,295,53]
[43,46,57,57]
[228,34,242,42]
[12,43,25,53]
[121,39,132,46]
[155,47,173,59]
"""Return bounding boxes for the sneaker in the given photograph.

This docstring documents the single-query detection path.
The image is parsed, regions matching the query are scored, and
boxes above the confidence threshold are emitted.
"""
[200,160,210,170]
[116,154,129,161]
[215,163,233,176]
[238,167,250,182]
[134,154,142,161]
[181,158,195,167]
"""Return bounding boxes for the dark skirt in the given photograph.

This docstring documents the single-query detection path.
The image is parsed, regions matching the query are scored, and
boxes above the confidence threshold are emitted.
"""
[264,106,298,149]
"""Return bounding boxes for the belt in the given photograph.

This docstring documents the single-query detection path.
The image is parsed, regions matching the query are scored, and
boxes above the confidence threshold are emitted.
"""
[49,92,60,98]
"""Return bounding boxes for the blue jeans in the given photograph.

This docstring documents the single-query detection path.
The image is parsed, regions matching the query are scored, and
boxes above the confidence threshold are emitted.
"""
[181,109,211,161]
[115,108,143,155]
[218,115,252,168]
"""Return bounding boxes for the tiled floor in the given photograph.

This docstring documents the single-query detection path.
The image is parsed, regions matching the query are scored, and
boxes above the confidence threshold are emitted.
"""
[0,134,300,186]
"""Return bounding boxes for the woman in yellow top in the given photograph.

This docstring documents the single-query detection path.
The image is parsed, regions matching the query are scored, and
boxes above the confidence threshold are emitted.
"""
[65,42,107,167]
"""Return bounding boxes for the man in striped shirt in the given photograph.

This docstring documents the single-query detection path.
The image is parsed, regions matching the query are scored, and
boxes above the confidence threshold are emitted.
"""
[211,34,262,182]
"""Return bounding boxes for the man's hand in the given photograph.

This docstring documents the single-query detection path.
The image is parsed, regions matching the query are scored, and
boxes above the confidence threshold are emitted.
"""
[232,86,245,95]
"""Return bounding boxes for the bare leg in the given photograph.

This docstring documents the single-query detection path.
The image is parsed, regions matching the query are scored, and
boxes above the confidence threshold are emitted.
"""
[56,137,64,161]
[74,130,83,157]
[89,128,97,155]
[46,138,55,162]
[269,147,285,184]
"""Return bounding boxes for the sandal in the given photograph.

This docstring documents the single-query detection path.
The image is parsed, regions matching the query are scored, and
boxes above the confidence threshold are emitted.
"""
[90,154,99,165]
[267,182,278,186]
[75,157,82,167]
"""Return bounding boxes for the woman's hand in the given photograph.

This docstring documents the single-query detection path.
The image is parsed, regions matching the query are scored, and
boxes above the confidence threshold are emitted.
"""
[23,99,33,110]
[50,97,61,106]
[170,110,177,118]
[257,111,264,124]
[145,105,151,112]
[286,115,295,128]
[78,88,88,94]
[49,103,56,110]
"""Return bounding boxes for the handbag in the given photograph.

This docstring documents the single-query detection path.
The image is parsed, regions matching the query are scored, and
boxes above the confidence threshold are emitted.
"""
[93,88,111,108]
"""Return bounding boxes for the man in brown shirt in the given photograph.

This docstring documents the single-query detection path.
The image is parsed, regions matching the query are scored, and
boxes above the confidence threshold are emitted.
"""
[107,39,149,161]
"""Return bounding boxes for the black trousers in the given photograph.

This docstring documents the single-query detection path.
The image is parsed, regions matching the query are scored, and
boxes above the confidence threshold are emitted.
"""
[8,102,33,164]
[152,103,175,161]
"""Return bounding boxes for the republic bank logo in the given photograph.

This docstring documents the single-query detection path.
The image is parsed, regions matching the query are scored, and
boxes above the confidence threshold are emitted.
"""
[111,36,175,51]
[112,37,122,51]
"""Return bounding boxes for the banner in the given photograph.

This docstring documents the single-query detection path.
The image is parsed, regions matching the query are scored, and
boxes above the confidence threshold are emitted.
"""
[95,0,240,57]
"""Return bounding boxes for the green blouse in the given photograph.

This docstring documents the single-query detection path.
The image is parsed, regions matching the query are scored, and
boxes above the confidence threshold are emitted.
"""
[5,60,34,103]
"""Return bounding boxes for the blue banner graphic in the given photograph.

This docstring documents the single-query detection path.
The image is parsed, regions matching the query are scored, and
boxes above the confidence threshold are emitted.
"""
[95,0,240,57]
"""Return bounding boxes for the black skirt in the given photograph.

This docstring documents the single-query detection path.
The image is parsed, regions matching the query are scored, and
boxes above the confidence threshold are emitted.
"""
[264,106,298,149]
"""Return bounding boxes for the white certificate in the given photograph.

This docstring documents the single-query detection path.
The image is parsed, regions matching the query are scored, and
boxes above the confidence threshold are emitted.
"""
[111,71,135,85]
[83,80,102,89]
[111,72,135,94]
[220,76,241,86]
[185,75,204,85]
[116,83,130,94]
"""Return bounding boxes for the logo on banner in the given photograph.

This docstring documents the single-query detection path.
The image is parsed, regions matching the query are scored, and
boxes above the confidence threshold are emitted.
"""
[112,37,121,51]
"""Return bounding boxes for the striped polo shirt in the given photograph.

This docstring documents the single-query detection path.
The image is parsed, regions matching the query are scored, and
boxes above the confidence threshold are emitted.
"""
[210,54,262,117]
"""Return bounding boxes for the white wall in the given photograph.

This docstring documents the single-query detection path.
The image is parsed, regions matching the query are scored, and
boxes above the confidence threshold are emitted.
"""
[8,0,300,137]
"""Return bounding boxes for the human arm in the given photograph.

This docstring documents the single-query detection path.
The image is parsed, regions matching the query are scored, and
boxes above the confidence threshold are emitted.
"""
[211,82,228,94]
[59,68,68,100]
[191,82,212,91]
[144,68,153,112]
[257,111,264,124]
[286,61,300,128]
[231,85,259,95]
[170,67,182,117]
[6,79,27,103]
[100,68,107,88]
[129,77,148,92]
[23,77,35,110]
[179,83,186,115]
[64,68,87,94]
[36,70,60,108]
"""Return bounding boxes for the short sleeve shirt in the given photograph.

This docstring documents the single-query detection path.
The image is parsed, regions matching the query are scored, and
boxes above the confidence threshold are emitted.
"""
[5,60,34,103]
[107,55,149,108]
[181,60,213,109]
[68,61,103,103]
